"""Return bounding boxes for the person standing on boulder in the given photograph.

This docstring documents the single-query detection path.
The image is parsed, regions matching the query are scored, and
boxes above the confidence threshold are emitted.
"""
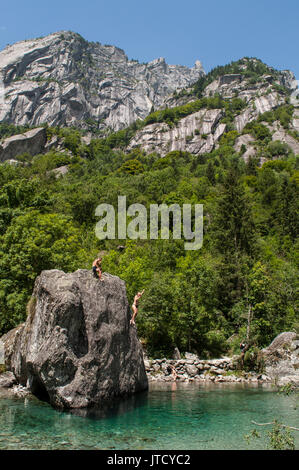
[92,257,103,281]
[130,290,145,326]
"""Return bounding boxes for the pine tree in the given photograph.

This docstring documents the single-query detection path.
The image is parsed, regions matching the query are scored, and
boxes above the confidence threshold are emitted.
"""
[206,161,216,185]
[212,167,256,258]
[275,176,298,242]
[211,167,256,312]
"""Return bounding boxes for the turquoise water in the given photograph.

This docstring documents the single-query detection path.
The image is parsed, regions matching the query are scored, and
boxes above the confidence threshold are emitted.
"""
[0,382,298,450]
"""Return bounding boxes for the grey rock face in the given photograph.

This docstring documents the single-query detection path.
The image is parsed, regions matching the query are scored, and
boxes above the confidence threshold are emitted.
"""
[0,323,25,370]
[128,108,226,156]
[233,121,299,164]
[2,269,148,408]
[0,127,46,162]
[172,347,181,360]
[51,165,69,178]
[262,332,299,386]
[185,365,198,377]
[204,66,297,99]
[234,93,285,133]
[219,74,243,86]
[271,125,299,155]
[234,134,256,162]
[204,72,292,134]
[0,371,17,388]
[262,332,297,355]
[127,64,298,157]
[0,31,204,131]
[203,68,298,134]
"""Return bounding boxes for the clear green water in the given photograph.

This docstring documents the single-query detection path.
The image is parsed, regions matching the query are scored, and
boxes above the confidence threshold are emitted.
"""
[0,382,298,450]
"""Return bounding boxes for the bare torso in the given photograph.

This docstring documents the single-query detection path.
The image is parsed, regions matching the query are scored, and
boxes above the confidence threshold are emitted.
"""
[92,258,102,268]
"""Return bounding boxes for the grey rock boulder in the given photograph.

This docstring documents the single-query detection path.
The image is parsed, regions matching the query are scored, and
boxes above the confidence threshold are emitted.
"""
[50,165,69,178]
[0,323,25,371]
[262,332,299,386]
[0,127,46,162]
[184,352,199,360]
[185,364,198,377]
[172,346,181,360]
[0,371,17,388]
[2,269,148,408]
[262,332,297,355]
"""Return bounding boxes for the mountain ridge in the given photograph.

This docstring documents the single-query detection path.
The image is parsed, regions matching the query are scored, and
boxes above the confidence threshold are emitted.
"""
[0,31,204,132]
[0,33,298,164]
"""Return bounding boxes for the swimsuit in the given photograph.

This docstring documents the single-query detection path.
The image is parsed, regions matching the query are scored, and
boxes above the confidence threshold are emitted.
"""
[92,266,98,278]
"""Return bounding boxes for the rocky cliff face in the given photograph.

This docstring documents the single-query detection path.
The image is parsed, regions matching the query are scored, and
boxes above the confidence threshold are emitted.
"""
[0,31,204,131]
[129,60,299,157]
[1,269,148,409]
[0,36,298,164]
[128,108,226,155]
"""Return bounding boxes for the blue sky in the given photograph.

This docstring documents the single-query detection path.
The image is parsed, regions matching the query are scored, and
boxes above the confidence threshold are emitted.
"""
[0,0,298,79]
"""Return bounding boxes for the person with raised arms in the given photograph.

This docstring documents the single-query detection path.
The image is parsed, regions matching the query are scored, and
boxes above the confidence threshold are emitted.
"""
[130,289,145,326]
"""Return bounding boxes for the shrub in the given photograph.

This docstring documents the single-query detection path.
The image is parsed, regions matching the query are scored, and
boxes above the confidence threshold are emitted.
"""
[118,159,144,175]
[243,122,272,141]
[267,141,290,158]
[258,105,294,129]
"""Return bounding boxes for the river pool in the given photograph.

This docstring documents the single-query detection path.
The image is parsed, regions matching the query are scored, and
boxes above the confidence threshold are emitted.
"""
[0,382,298,450]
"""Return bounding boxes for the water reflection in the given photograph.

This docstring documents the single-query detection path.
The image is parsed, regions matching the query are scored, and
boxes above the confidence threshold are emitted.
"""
[69,390,149,419]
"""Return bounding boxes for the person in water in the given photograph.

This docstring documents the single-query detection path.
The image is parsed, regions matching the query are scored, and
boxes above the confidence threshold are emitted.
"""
[92,257,103,281]
[169,365,178,381]
[130,290,145,326]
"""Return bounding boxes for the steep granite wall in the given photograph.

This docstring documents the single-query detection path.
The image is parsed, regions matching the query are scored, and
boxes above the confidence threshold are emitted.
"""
[0,31,204,131]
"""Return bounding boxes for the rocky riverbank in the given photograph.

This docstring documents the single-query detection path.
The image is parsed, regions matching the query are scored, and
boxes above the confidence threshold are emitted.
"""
[144,332,299,386]
[144,356,270,384]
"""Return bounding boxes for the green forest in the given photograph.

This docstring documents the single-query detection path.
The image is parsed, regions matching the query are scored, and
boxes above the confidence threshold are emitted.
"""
[0,59,298,360]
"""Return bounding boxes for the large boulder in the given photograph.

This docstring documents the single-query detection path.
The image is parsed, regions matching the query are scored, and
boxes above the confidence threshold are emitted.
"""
[0,127,47,162]
[262,332,297,355]
[0,323,25,370]
[262,332,299,386]
[1,269,148,408]
[0,371,17,388]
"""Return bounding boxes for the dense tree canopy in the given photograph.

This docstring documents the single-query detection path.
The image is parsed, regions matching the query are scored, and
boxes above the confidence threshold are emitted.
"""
[0,58,298,358]
[0,124,297,358]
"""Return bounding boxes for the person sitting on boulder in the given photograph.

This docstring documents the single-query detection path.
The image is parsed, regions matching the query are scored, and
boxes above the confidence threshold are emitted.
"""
[130,290,145,326]
[92,257,103,281]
